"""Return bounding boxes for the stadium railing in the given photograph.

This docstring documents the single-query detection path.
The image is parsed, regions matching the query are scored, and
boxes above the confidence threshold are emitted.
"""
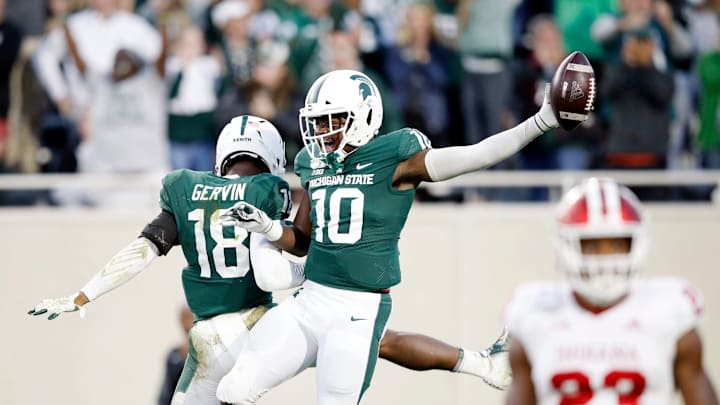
[0,170,718,205]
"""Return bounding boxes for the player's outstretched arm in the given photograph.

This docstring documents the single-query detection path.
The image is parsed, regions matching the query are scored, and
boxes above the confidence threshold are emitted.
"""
[674,329,720,405]
[27,211,177,320]
[379,328,512,390]
[27,237,159,320]
[407,84,557,184]
[505,336,536,405]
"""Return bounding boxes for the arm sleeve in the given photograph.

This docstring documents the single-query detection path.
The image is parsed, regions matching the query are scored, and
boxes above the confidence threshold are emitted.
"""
[140,210,179,256]
[424,114,548,181]
[80,237,159,301]
[250,233,305,292]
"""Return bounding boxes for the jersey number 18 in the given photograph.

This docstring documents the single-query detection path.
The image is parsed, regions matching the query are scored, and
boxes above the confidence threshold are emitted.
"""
[188,208,250,279]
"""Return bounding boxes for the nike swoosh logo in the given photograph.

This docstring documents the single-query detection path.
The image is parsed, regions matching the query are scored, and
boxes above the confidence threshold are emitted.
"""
[356,163,373,170]
[350,316,367,322]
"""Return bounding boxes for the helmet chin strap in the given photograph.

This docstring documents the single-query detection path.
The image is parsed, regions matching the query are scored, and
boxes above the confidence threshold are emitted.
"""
[323,143,360,173]
[324,151,345,173]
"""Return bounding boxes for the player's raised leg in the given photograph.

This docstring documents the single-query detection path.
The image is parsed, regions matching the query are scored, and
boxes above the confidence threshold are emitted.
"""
[379,328,511,390]
[172,310,266,404]
[314,287,392,405]
[216,298,316,404]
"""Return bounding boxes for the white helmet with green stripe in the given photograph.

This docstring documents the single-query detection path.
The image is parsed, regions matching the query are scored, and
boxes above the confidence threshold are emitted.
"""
[215,115,287,176]
[299,69,384,162]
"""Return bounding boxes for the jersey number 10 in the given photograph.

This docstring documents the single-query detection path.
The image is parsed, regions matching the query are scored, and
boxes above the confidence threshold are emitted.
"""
[311,188,365,244]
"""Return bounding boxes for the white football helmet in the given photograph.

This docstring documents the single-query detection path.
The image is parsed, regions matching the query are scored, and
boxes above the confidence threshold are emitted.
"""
[215,115,286,176]
[555,177,648,307]
[299,69,383,162]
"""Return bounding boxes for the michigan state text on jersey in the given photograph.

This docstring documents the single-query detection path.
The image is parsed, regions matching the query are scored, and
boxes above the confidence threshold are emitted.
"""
[295,128,431,292]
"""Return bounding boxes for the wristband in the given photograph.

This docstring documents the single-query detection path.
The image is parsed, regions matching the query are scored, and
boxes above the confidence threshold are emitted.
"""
[265,220,283,242]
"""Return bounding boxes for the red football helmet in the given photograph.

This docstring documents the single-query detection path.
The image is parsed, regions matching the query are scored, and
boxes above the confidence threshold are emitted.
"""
[555,177,648,306]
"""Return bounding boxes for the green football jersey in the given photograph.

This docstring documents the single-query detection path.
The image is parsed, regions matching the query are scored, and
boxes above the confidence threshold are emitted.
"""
[160,169,292,320]
[294,128,432,292]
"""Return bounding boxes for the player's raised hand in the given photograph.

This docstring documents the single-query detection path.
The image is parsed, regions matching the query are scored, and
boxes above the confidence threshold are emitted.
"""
[28,293,85,320]
[534,83,559,133]
[221,202,283,241]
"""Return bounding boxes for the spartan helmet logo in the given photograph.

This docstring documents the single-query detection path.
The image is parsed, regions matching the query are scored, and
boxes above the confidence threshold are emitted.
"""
[350,74,373,100]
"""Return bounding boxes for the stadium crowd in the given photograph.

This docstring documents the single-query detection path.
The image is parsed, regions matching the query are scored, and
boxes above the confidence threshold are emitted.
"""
[0,0,718,203]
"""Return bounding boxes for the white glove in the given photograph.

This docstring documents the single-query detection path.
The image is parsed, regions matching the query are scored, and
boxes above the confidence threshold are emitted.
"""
[478,328,512,390]
[28,292,86,320]
[533,83,559,133]
[221,201,283,241]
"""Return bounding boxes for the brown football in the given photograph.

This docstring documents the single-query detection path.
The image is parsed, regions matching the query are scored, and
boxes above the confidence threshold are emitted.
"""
[550,51,596,131]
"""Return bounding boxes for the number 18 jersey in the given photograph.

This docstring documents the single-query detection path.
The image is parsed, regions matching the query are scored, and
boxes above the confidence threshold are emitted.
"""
[505,277,704,405]
[294,128,432,292]
[160,169,291,320]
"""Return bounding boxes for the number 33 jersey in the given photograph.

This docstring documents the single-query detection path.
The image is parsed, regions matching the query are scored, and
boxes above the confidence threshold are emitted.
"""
[505,277,704,405]
[160,169,291,320]
[294,128,432,292]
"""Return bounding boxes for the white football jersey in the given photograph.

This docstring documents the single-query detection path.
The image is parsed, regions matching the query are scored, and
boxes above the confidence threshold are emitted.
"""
[506,277,704,405]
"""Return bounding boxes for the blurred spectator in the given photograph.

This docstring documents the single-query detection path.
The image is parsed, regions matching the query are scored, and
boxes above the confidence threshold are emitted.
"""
[338,0,383,74]
[358,0,406,50]
[157,305,194,405]
[75,45,169,175]
[45,0,76,33]
[33,0,163,128]
[693,1,720,182]
[514,15,605,201]
[513,0,553,53]
[0,0,22,172]
[384,3,451,146]
[554,0,618,68]
[33,1,169,205]
[138,0,193,46]
[166,25,220,171]
[591,0,693,69]
[211,0,300,161]
[212,0,258,126]
[4,0,46,37]
[456,0,519,146]
[282,0,365,92]
[325,29,402,133]
[592,0,695,173]
[456,0,521,201]
[5,38,45,176]
[603,28,675,199]
[247,50,301,158]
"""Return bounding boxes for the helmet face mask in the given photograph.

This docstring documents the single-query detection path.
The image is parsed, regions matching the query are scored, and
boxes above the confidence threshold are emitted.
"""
[554,178,648,307]
[301,113,352,159]
[299,69,383,163]
[214,115,286,177]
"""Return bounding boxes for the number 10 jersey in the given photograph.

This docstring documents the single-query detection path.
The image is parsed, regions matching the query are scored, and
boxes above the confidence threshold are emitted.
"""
[294,129,432,292]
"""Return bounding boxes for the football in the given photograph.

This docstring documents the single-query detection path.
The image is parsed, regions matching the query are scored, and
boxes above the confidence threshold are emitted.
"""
[550,51,596,131]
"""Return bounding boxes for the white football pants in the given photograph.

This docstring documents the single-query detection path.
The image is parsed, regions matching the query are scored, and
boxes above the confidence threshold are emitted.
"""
[216,280,392,405]
[171,306,268,405]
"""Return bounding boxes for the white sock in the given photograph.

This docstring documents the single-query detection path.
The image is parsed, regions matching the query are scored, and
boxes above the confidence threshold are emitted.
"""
[452,347,491,377]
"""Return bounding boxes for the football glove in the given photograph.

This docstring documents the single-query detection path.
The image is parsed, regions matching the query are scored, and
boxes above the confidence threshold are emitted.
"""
[221,201,283,241]
[533,83,559,133]
[478,327,512,390]
[28,292,86,320]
